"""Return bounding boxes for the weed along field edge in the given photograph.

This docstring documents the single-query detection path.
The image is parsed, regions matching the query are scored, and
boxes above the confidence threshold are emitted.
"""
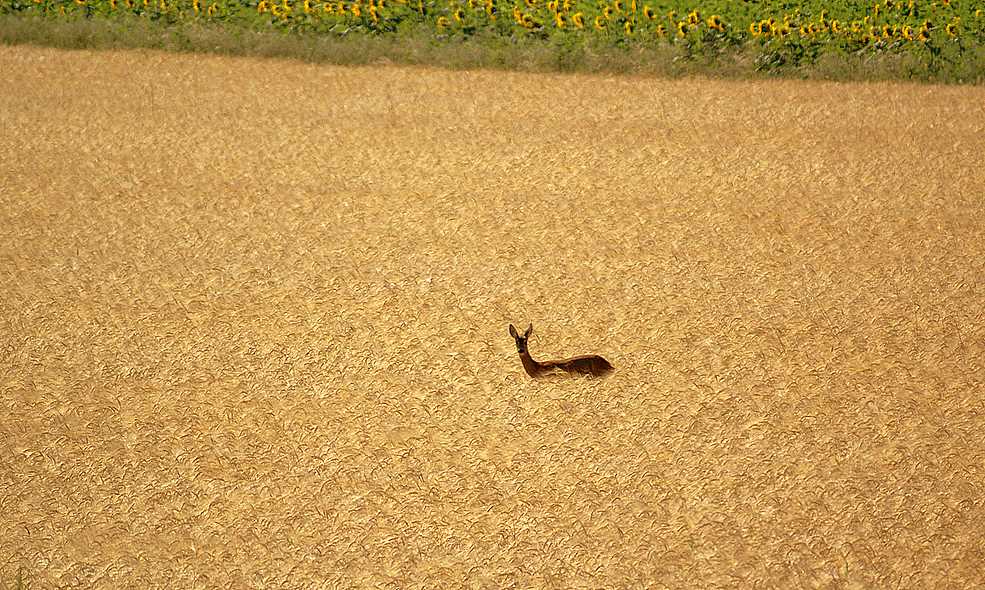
[1,44,984,587]
[2,0,985,82]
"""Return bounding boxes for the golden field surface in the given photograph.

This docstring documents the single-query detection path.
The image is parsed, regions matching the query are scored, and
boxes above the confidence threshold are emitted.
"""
[2,44,984,588]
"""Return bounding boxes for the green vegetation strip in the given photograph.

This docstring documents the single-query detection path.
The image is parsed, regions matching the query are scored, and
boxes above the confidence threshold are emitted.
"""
[2,0,984,81]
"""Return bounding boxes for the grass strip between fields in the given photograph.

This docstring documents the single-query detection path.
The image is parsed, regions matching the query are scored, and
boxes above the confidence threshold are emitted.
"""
[1,12,983,82]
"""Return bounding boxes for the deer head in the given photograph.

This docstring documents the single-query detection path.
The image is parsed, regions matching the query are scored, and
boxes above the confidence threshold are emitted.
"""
[508,323,533,354]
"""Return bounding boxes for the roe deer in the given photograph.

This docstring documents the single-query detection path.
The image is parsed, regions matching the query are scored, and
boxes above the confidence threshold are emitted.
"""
[509,323,614,378]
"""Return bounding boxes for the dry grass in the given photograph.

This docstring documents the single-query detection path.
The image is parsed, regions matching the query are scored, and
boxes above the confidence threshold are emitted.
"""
[1,44,984,588]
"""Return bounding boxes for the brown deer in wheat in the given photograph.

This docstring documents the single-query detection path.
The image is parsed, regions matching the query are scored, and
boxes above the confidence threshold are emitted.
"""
[509,323,614,378]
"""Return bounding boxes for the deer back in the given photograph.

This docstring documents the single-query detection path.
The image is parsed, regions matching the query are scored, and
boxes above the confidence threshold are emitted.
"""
[548,354,614,376]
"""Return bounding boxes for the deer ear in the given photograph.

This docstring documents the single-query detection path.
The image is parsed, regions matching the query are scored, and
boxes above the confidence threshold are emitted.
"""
[525,324,533,338]
[509,324,519,339]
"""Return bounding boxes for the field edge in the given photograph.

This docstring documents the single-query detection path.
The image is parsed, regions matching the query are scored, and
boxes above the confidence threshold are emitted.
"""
[2,13,984,83]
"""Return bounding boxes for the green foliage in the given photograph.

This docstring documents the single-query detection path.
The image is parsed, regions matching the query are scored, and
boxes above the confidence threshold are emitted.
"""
[2,0,984,81]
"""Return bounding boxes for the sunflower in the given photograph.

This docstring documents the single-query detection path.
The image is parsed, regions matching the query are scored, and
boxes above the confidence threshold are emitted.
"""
[437,15,450,27]
[624,19,633,34]
[453,7,464,22]
[602,6,612,19]
[917,27,930,42]
[572,11,584,28]
[677,20,687,37]
[642,5,653,20]
[707,14,723,31]
[554,11,564,28]
[655,23,666,36]
[613,0,622,13]
[258,0,268,12]
[945,21,958,37]
[901,24,912,39]
[594,14,606,30]
[687,9,699,25]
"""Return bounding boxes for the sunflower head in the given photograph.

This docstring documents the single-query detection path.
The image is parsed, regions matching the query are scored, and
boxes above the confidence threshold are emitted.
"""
[572,11,584,28]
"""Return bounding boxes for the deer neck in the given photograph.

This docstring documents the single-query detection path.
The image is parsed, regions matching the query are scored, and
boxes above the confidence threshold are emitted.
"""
[518,350,546,377]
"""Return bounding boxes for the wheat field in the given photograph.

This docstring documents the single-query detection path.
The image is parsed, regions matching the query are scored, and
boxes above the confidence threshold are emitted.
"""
[1,44,984,588]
